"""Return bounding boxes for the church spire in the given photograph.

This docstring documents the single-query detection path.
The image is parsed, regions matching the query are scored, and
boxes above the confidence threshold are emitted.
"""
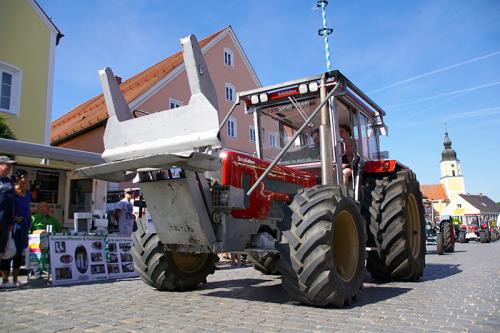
[441,130,457,161]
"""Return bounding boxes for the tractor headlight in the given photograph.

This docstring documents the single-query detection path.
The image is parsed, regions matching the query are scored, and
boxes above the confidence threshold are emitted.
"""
[308,81,319,92]
[251,95,259,105]
[299,84,308,94]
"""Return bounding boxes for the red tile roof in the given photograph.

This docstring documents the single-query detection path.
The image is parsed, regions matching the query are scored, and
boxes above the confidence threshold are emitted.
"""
[420,184,449,201]
[51,27,227,144]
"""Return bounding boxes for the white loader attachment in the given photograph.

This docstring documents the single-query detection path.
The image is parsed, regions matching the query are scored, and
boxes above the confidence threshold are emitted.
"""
[77,34,222,183]
[76,35,224,251]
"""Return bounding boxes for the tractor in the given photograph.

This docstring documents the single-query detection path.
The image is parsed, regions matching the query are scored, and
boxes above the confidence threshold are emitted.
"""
[76,34,426,307]
[436,215,455,255]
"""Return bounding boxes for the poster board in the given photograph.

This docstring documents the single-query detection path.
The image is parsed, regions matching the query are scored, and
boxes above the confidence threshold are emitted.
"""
[106,236,138,278]
[50,236,108,285]
[28,232,49,277]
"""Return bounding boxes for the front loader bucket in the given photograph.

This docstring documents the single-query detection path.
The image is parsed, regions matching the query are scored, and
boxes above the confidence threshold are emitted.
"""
[76,34,221,182]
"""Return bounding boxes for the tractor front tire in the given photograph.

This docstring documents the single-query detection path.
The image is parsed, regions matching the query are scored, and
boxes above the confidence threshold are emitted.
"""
[443,221,455,253]
[247,252,280,275]
[278,185,366,307]
[131,218,218,291]
[361,170,426,281]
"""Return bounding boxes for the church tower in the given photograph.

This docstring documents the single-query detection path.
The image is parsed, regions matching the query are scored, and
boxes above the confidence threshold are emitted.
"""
[439,130,465,200]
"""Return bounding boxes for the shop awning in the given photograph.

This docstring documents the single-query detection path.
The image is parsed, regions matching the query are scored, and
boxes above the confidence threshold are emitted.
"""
[0,138,104,168]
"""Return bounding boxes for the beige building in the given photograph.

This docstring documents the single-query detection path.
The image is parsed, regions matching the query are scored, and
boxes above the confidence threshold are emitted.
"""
[421,131,499,225]
[0,0,63,144]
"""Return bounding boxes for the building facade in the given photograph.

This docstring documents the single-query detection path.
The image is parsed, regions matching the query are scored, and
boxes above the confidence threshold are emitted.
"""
[51,26,265,157]
[0,0,62,144]
[0,1,109,229]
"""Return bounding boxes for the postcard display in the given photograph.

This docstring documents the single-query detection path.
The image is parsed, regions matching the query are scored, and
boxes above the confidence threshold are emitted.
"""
[105,236,137,278]
[50,236,108,285]
[49,235,137,285]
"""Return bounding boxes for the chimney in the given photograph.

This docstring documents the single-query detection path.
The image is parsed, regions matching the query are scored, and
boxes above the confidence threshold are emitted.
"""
[115,75,122,85]
[479,192,483,197]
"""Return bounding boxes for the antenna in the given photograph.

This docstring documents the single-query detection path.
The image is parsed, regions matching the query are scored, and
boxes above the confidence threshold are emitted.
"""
[315,0,334,71]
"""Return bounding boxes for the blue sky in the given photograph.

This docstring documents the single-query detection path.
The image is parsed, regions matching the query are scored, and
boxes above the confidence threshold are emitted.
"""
[39,0,500,201]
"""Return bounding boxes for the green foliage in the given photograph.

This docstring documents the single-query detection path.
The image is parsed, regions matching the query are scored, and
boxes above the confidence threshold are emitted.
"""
[0,116,16,160]
[0,116,16,140]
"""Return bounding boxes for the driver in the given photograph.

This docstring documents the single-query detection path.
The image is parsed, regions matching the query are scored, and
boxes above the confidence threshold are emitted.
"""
[339,125,354,186]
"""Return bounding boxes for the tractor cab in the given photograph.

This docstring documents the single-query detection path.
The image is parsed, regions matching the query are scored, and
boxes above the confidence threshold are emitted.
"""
[239,71,388,195]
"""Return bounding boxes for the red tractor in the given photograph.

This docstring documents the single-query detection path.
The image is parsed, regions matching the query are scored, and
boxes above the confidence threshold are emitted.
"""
[78,34,426,307]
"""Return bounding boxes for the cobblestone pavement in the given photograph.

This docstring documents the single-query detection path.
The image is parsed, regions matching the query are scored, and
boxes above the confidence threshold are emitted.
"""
[1,241,499,333]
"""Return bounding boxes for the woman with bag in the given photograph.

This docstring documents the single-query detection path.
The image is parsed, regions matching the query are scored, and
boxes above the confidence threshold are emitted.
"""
[1,170,31,288]
[0,156,16,288]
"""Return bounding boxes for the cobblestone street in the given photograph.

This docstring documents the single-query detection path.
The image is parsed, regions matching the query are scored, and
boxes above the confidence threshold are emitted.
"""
[1,241,499,333]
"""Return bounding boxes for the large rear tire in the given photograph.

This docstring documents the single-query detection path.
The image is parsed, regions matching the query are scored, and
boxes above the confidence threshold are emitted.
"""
[361,170,426,281]
[247,252,280,275]
[131,218,218,291]
[443,221,455,253]
[278,185,366,307]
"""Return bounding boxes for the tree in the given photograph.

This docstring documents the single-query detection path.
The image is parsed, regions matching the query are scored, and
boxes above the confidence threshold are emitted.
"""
[0,116,16,159]
[0,116,16,140]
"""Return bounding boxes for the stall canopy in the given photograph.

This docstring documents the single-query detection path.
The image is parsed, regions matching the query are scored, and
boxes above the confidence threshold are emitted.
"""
[0,138,103,168]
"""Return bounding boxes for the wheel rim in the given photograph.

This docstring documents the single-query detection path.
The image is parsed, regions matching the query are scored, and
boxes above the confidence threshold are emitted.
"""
[171,252,209,273]
[332,210,359,282]
[407,194,421,259]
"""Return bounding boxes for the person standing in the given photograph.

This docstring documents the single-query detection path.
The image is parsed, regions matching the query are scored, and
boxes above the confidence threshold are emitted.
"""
[113,189,135,235]
[1,170,31,287]
[0,156,16,288]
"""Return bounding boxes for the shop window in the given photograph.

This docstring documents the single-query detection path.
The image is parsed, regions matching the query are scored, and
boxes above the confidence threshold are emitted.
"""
[31,170,60,204]
[227,117,237,138]
[169,98,183,109]
[224,48,234,67]
[68,179,93,219]
[0,61,22,116]
[225,83,235,102]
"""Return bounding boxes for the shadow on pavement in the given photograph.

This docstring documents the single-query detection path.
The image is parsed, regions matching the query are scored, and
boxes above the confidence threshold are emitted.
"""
[0,276,140,292]
[201,276,412,308]
[421,263,462,281]
[426,249,467,255]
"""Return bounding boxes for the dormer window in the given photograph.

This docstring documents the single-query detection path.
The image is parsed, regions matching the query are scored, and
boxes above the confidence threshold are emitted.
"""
[224,48,234,67]
[169,98,183,109]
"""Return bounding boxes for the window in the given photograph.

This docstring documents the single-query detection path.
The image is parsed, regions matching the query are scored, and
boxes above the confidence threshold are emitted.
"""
[169,98,183,109]
[269,132,277,148]
[225,83,235,102]
[452,170,455,176]
[227,117,237,138]
[0,62,22,116]
[249,126,256,143]
[457,204,461,208]
[224,48,234,67]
